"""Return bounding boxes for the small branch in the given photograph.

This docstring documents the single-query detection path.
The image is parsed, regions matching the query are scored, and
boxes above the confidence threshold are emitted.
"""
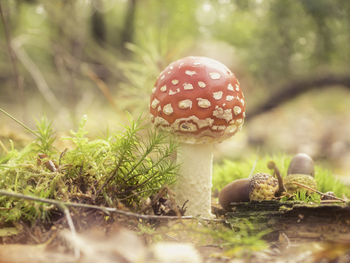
[11,38,62,112]
[292,182,347,202]
[62,206,80,259]
[84,68,118,110]
[247,74,350,120]
[0,107,39,137]
[0,190,223,222]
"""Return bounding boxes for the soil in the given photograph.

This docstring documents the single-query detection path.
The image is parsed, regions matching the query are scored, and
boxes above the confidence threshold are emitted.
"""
[1,201,350,263]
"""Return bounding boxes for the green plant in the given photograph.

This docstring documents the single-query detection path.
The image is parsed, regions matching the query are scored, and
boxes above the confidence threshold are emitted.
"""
[291,189,321,203]
[32,117,56,156]
[0,111,178,224]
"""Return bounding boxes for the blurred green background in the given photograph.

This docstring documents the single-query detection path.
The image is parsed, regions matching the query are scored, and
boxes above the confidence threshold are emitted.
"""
[1,0,350,178]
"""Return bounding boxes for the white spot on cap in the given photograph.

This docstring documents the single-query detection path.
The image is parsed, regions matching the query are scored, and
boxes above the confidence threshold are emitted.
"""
[152,87,156,93]
[223,103,226,106]
[169,65,174,70]
[197,98,211,108]
[213,107,233,122]
[198,81,206,88]
[183,83,194,90]
[160,85,167,92]
[157,106,161,112]
[209,72,221,80]
[227,84,234,91]
[173,116,214,130]
[228,125,237,133]
[193,62,201,65]
[172,79,179,85]
[234,106,242,115]
[180,122,197,132]
[240,98,245,106]
[169,88,180,95]
[185,70,196,76]
[160,75,165,80]
[163,104,174,115]
[167,71,171,74]
[226,95,234,101]
[151,98,160,109]
[236,118,243,124]
[212,125,226,131]
[213,91,223,100]
[178,99,192,109]
[154,116,170,126]
[235,84,240,91]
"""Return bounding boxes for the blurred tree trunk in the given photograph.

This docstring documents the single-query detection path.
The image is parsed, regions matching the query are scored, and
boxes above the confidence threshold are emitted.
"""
[0,0,25,115]
[120,0,137,52]
[91,1,106,45]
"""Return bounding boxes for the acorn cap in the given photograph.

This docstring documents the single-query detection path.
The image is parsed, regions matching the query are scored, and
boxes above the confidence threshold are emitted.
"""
[284,174,317,194]
[150,56,245,144]
[249,173,279,201]
[218,178,250,211]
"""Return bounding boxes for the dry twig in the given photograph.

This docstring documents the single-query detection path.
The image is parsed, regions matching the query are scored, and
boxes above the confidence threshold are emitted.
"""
[11,38,62,112]
[0,190,223,222]
[292,182,347,202]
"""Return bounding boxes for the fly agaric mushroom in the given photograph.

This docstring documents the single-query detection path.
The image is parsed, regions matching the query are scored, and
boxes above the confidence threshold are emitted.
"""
[150,56,245,217]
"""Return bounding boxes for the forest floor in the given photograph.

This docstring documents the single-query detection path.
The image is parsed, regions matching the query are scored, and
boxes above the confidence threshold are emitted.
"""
[1,201,350,263]
[1,90,350,262]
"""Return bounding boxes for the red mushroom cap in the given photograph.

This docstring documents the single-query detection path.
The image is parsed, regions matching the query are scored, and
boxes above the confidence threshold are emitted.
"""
[150,56,245,144]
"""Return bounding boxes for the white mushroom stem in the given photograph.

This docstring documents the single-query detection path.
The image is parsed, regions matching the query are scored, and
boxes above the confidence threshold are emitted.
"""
[174,142,214,217]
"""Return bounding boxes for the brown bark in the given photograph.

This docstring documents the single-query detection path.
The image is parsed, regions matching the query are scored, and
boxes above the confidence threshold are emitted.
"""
[247,74,350,121]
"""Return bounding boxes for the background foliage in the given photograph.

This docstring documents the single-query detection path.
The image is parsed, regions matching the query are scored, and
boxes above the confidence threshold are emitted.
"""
[1,0,350,176]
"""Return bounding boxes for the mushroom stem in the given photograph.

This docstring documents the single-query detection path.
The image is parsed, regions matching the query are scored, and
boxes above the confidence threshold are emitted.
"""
[174,142,214,217]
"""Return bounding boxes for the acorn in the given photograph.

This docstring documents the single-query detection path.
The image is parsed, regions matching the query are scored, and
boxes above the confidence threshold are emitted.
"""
[284,153,317,194]
[287,153,315,177]
[218,173,281,210]
[218,178,250,211]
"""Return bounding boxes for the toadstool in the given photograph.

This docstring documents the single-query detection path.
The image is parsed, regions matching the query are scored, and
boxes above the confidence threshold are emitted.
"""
[150,56,245,217]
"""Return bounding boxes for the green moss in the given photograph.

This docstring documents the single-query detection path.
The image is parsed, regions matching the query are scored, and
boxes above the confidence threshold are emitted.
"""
[0,113,177,224]
[314,166,350,197]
